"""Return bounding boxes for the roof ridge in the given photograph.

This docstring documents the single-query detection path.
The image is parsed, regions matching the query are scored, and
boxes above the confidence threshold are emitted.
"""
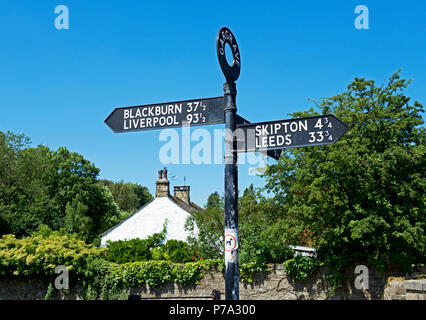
[169,195,204,212]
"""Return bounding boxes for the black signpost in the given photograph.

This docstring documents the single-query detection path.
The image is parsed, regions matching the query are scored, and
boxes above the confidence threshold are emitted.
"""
[217,27,241,301]
[105,27,348,301]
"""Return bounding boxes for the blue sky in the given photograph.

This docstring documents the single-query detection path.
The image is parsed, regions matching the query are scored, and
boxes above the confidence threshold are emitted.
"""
[0,1,425,206]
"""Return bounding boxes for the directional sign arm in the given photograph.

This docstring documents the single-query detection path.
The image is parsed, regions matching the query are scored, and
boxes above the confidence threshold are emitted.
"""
[236,114,348,153]
[105,96,225,133]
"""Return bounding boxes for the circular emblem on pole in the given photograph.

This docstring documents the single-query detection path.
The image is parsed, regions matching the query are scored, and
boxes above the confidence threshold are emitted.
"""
[216,27,241,83]
[224,229,238,252]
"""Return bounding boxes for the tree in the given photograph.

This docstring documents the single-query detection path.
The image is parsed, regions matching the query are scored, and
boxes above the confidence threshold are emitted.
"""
[100,179,153,213]
[238,185,293,264]
[185,192,224,259]
[263,71,425,283]
[0,133,121,242]
[0,132,31,235]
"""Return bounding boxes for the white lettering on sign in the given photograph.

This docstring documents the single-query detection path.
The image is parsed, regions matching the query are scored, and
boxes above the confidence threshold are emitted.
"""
[218,29,240,67]
[255,134,291,148]
[254,120,308,136]
[124,116,179,129]
[221,30,233,45]
[120,100,211,131]
[252,120,308,149]
[123,104,182,119]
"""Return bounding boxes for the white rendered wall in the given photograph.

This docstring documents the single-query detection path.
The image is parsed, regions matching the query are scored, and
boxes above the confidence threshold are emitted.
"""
[100,197,199,247]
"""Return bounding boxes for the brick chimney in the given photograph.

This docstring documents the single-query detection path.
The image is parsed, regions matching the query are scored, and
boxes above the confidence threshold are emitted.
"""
[174,186,190,203]
[155,169,170,198]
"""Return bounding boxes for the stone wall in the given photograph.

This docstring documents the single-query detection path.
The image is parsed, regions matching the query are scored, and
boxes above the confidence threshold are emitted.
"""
[384,278,426,300]
[0,264,424,300]
[130,264,333,300]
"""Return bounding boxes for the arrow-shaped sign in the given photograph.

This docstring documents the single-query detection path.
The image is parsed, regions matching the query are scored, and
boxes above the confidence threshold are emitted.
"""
[236,114,348,153]
[105,97,225,133]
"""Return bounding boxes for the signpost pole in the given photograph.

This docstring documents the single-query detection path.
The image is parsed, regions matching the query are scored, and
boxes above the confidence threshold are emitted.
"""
[223,81,239,300]
[216,26,241,301]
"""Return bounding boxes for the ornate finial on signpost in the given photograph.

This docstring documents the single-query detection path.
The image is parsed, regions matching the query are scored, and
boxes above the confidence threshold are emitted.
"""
[216,27,241,84]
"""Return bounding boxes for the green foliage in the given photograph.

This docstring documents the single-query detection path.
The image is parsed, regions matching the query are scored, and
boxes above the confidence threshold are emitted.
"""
[264,71,425,287]
[152,239,196,263]
[185,192,224,259]
[0,228,217,298]
[239,261,270,283]
[173,262,204,285]
[0,134,122,242]
[100,179,153,213]
[0,226,106,278]
[109,260,175,287]
[79,258,223,300]
[106,224,198,264]
[283,256,320,281]
[107,259,222,289]
[44,283,55,300]
[238,185,295,264]
[64,200,90,241]
[0,132,154,243]
[105,230,166,264]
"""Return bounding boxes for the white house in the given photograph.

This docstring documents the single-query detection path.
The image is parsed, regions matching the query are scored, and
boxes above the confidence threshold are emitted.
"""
[100,169,202,247]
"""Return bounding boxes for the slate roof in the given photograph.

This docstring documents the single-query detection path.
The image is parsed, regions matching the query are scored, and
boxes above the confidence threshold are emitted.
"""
[169,195,204,213]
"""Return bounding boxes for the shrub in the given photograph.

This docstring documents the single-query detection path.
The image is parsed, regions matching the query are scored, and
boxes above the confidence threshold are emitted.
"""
[105,231,165,263]
[0,227,106,279]
[106,229,196,264]
[283,256,320,281]
[151,241,192,262]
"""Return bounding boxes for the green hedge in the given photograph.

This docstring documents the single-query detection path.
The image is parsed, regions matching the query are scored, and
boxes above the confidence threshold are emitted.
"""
[107,259,223,288]
[105,229,197,264]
